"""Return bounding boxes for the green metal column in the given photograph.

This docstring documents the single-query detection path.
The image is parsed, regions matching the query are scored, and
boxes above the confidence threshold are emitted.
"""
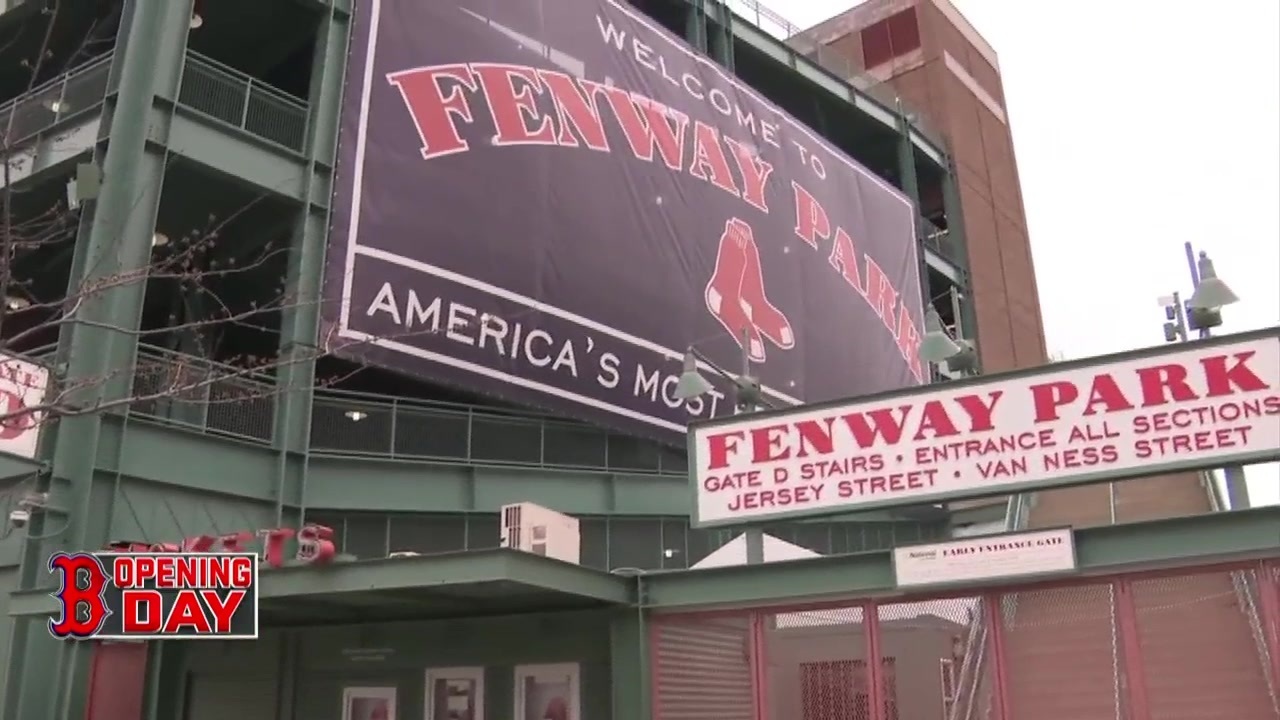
[2,2,195,718]
[894,110,922,208]
[707,4,735,71]
[610,608,652,720]
[939,154,969,270]
[271,4,351,525]
[685,0,707,52]
[939,156,979,342]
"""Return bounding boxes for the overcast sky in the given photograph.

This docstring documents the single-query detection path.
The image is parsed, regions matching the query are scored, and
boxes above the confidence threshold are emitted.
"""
[745,0,1280,505]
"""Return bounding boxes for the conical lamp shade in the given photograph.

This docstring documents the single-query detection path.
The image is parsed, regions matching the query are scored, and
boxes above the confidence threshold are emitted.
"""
[674,352,714,400]
[919,332,962,363]
[918,306,961,363]
[1188,278,1238,309]
[1189,253,1240,309]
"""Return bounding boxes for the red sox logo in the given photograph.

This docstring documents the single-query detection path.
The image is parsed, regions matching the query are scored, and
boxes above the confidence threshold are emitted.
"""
[704,217,794,363]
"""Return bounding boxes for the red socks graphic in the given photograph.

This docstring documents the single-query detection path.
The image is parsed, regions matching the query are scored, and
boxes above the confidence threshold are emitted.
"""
[704,218,794,363]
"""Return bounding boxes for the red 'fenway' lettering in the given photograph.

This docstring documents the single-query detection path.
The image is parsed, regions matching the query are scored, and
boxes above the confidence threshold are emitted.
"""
[387,62,773,210]
[706,391,1002,469]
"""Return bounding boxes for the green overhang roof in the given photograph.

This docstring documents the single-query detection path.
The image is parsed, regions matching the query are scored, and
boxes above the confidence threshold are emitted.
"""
[8,507,1279,623]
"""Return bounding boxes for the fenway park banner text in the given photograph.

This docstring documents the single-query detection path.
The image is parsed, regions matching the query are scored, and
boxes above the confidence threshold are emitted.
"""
[324,0,924,439]
[689,329,1280,526]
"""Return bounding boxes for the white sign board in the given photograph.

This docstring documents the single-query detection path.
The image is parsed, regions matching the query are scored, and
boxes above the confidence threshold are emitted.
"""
[0,353,49,460]
[688,329,1280,527]
[893,528,1076,588]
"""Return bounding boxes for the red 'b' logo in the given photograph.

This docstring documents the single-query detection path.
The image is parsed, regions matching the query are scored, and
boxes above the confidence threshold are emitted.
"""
[48,554,112,639]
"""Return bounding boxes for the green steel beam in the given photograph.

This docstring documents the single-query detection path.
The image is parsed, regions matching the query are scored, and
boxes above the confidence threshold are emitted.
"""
[923,246,964,284]
[274,2,351,526]
[639,506,1280,610]
[11,508,1278,621]
[257,549,634,604]
[609,611,651,720]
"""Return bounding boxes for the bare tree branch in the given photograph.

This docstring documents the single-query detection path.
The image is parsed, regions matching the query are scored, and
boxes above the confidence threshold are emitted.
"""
[0,4,537,442]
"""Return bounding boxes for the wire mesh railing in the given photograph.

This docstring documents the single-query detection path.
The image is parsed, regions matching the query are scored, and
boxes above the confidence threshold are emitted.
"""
[920,217,964,266]
[0,53,114,147]
[651,560,1280,720]
[122,345,687,474]
[310,389,688,472]
[1203,470,1279,711]
[176,51,309,152]
[128,346,278,442]
[947,492,1030,720]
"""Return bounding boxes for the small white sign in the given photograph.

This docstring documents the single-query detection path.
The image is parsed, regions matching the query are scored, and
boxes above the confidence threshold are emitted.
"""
[0,353,49,460]
[893,528,1076,588]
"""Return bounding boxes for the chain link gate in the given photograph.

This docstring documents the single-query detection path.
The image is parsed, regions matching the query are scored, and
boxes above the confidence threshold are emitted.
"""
[651,560,1280,720]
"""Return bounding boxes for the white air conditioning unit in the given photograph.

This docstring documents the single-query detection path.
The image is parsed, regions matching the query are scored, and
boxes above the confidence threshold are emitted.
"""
[500,502,580,564]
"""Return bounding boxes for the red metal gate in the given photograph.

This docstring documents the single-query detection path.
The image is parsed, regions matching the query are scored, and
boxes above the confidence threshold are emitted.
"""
[651,560,1280,720]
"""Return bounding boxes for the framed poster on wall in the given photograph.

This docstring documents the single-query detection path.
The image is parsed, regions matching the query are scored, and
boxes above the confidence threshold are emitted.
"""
[425,667,485,720]
[343,686,397,720]
[514,663,580,720]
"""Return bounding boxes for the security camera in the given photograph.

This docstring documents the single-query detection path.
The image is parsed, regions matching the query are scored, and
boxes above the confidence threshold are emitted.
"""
[8,509,30,529]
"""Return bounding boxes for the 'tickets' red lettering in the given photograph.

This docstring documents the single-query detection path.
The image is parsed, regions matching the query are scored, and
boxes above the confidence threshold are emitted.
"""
[48,554,111,638]
[260,528,296,568]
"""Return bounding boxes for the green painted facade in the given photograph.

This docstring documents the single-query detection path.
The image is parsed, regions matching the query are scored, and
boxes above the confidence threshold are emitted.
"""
[0,0,966,714]
[3,1,1267,719]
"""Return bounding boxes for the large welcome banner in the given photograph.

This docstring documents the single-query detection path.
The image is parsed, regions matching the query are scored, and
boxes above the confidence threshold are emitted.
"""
[324,0,924,440]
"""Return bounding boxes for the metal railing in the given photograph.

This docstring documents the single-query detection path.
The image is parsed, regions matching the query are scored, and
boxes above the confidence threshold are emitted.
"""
[0,53,114,147]
[177,52,309,152]
[310,389,687,473]
[920,217,963,265]
[947,492,1030,720]
[1203,470,1279,712]
[123,345,688,475]
[721,0,946,148]
[128,346,279,443]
